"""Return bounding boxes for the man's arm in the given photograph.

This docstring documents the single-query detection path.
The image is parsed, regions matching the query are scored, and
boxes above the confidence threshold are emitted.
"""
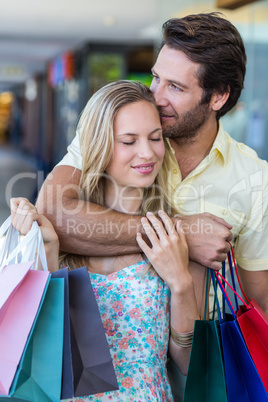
[177,213,232,269]
[36,165,142,256]
[36,165,232,266]
[238,266,268,316]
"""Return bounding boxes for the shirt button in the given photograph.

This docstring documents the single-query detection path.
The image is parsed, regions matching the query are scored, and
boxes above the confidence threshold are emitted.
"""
[173,169,178,174]
[222,209,229,216]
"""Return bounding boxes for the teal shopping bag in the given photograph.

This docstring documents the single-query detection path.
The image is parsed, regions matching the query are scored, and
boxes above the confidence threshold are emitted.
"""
[1,278,64,402]
[183,269,227,402]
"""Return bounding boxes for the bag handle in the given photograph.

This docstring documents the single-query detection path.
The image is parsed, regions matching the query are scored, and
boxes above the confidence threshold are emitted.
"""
[213,244,251,318]
[210,269,223,321]
[21,222,48,270]
[0,218,48,271]
[203,268,210,319]
[0,221,21,266]
[204,266,225,320]
[0,216,12,238]
[228,243,251,305]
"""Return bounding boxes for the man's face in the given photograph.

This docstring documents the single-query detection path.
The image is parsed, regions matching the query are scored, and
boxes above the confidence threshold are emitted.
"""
[150,45,212,144]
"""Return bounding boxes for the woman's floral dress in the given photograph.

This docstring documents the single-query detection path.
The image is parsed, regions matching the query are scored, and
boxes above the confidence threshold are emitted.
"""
[64,260,174,402]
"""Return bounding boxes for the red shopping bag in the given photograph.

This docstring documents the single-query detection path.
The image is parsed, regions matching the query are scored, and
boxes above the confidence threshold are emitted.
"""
[215,248,268,394]
[228,248,268,393]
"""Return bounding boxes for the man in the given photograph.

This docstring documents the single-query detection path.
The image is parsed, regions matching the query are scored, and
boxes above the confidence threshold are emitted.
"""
[37,12,268,314]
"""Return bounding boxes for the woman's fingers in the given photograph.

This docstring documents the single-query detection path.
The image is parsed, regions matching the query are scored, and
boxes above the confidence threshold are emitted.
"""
[141,215,160,245]
[144,211,173,243]
[10,197,38,235]
[158,210,177,237]
[136,232,152,257]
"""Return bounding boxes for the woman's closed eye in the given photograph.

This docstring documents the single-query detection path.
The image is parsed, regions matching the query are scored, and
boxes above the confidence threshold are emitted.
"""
[122,141,135,145]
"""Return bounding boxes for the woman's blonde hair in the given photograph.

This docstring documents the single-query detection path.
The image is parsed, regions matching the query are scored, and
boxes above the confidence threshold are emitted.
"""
[60,80,177,270]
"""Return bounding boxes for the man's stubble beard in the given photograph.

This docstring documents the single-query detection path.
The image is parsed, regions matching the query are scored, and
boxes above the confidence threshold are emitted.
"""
[161,100,211,145]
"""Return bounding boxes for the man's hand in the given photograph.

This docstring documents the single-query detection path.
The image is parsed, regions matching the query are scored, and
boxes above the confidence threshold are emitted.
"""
[175,213,233,269]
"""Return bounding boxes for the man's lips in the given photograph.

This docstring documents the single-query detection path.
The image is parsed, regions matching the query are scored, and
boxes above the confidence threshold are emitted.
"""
[160,113,174,119]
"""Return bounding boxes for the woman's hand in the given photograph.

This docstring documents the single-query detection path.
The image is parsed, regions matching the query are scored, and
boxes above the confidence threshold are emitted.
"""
[136,210,190,291]
[10,197,59,246]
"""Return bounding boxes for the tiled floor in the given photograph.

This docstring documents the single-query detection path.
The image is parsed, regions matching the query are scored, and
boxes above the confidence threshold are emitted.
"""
[0,145,39,225]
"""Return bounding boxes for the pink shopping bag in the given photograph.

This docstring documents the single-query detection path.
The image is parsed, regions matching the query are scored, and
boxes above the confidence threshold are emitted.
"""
[0,268,50,396]
[0,261,33,322]
[0,216,51,396]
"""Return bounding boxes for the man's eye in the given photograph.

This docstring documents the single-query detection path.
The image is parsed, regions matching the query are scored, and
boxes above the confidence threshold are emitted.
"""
[171,83,182,92]
[152,74,159,82]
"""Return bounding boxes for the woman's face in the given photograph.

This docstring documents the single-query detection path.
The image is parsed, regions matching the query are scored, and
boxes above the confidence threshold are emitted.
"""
[106,100,165,192]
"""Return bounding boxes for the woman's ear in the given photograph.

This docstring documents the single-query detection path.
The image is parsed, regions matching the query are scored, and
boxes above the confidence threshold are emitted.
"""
[211,88,230,112]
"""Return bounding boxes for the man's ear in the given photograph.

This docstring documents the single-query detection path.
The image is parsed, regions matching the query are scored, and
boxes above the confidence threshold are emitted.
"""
[211,88,230,112]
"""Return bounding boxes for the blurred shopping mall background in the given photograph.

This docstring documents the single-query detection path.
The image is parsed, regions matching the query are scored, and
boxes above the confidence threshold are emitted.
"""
[0,0,268,222]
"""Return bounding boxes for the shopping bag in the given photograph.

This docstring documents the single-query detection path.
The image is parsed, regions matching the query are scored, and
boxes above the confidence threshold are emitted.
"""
[218,313,268,401]
[0,261,33,324]
[214,258,268,402]
[52,266,118,399]
[0,217,50,396]
[183,269,227,402]
[1,278,65,402]
[51,268,73,399]
[228,247,268,393]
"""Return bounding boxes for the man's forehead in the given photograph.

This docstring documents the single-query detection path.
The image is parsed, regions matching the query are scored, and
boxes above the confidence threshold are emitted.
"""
[152,47,201,85]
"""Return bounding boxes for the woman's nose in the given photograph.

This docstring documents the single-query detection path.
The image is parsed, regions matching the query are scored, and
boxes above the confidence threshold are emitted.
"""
[137,142,154,159]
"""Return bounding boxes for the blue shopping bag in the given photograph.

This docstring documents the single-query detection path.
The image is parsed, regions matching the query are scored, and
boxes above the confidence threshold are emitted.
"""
[211,266,268,402]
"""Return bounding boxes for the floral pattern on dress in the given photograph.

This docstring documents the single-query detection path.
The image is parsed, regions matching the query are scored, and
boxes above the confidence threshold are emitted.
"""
[63,260,173,402]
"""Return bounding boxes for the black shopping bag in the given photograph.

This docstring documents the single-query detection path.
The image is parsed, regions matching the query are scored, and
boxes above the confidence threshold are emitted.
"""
[52,266,118,399]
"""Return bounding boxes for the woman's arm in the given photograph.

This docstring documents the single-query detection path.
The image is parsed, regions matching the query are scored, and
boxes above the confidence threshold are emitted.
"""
[10,197,59,272]
[136,211,202,375]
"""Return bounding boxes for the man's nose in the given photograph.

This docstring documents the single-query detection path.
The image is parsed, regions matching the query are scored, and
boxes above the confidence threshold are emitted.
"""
[151,84,168,107]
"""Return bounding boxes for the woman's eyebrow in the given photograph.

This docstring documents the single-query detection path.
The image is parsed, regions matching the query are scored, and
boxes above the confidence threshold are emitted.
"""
[117,128,162,137]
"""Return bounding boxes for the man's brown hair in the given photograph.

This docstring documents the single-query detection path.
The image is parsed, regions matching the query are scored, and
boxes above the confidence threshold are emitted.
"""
[162,12,247,119]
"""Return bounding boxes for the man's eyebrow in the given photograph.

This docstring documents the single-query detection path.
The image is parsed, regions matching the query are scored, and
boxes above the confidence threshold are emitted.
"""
[151,68,189,90]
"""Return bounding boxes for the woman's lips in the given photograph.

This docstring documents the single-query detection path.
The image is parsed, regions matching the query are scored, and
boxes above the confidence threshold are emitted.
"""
[132,163,156,175]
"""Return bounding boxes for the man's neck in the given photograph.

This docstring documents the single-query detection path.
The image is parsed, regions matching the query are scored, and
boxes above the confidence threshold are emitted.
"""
[170,120,219,180]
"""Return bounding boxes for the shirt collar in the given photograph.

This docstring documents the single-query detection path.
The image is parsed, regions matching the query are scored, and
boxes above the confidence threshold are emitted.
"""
[210,121,228,165]
[165,120,227,164]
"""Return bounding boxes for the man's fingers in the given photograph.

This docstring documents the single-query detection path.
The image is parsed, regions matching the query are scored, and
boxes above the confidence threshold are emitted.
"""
[208,213,233,230]
[209,261,224,271]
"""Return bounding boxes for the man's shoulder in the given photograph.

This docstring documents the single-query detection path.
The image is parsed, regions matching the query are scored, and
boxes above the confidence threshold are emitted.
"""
[225,130,268,171]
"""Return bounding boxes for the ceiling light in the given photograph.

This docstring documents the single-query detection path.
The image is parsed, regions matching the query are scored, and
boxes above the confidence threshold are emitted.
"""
[103,16,116,27]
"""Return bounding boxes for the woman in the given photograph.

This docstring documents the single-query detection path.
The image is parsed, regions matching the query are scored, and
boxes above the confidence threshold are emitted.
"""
[11,80,203,401]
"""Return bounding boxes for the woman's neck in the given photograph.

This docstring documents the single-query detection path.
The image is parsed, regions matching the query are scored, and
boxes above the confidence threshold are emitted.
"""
[104,180,144,214]
[84,180,144,275]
